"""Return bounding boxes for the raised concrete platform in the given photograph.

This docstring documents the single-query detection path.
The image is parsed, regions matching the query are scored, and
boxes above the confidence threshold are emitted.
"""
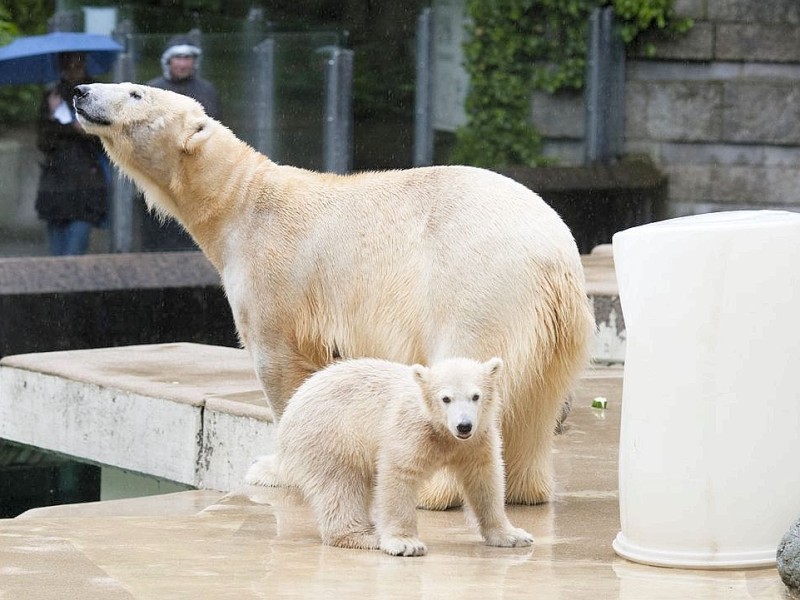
[583,245,625,363]
[0,357,785,599]
[0,343,272,492]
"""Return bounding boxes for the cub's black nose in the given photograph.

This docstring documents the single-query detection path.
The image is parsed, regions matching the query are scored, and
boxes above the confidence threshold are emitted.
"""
[457,422,472,435]
[73,84,90,98]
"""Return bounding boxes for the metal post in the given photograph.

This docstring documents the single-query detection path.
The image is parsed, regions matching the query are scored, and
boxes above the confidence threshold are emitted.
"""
[413,7,434,167]
[110,26,136,253]
[584,6,625,164]
[252,38,276,158]
[48,10,80,33]
[323,48,354,174]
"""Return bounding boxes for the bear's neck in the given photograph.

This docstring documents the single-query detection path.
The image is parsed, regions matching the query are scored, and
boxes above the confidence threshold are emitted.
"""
[170,133,276,269]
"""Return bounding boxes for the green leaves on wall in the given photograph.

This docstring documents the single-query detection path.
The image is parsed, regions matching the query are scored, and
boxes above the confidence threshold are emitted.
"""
[451,0,692,167]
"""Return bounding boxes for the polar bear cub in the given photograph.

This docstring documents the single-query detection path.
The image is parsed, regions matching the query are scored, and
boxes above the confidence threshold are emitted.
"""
[245,357,533,556]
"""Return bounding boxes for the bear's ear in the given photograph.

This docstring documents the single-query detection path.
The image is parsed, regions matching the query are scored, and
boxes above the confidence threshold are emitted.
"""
[484,357,503,379]
[411,364,428,385]
[183,116,212,154]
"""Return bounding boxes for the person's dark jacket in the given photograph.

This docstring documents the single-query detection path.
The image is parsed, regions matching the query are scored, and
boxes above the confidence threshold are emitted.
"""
[34,79,108,225]
[146,75,222,121]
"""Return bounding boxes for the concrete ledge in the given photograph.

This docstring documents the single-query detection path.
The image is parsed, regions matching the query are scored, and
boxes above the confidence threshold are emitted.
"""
[0,343,273,492]
[582,246,625,363]
[0,252,238,358]
[499,162,667,254]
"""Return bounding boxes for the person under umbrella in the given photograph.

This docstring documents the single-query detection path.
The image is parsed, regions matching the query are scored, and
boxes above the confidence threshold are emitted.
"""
[34,51,109,255]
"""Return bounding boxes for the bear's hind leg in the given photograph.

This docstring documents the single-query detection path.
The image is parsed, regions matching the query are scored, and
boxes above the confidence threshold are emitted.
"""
[503,402,559,505]
[417,467,462,510]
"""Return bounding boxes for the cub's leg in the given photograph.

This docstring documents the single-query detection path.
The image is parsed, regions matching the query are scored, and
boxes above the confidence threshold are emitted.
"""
[245,454,281,487]
[375,466,427,557]
[307,475,379,550]
[458,437,534,548]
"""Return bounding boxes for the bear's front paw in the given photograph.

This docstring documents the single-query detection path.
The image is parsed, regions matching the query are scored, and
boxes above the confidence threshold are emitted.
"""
[380,535,428,557]
[244,455,281,487]
[484,527,534,548]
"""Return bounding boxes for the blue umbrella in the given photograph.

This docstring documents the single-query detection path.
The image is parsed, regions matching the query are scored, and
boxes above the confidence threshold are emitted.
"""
[0,32,123,85]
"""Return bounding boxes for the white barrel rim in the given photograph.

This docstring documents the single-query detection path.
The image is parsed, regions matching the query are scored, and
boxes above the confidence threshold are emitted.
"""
[612,532,777,570]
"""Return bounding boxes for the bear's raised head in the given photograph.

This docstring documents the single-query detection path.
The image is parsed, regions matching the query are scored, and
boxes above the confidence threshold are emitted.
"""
[412,357,503,441]
[73,82,218,222]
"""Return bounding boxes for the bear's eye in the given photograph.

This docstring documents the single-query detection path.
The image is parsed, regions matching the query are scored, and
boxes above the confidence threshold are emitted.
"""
[441,396,451,404]
[472,394,480,402]
[129,90,142,100]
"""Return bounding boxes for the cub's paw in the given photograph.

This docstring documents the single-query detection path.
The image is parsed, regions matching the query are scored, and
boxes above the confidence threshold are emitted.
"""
[244,455,281,487]
[484,527,534,548]
[330,529,380,550]
[380,535,428,557]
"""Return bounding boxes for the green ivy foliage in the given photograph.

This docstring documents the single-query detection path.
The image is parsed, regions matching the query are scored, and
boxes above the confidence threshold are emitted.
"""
[451,0,692,167]
[0,1,54,127]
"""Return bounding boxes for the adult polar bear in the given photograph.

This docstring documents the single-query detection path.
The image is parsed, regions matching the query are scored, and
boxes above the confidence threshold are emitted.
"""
[74,83,595,508]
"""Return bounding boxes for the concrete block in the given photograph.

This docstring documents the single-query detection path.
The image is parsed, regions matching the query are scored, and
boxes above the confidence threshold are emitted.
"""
[0,343,269,492]
[664,165,713,202]
[531,90,584,138]
[623,140,663,163]
[0,139,21,227]
[0,253,238,358]
[710,165,770,204]
[540,140,584,166]
[590,295,626,364]
[763,146,800,167]
[708,0,800,25]
[630,21,714,61]
[624,82,649,140]
[199,407,275,492]
[627,60,800,83]
[660,142,765,167]
[723,81,800,144]
[673,0,706,19]
[0,131,40,231]
[0,367,202,485]
[645,81,723,141]
[765,168,800,205]
[717,24,800,62]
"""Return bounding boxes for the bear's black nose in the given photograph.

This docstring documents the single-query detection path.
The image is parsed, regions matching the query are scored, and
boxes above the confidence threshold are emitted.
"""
[457,422,472,435]
[73,84,90,98]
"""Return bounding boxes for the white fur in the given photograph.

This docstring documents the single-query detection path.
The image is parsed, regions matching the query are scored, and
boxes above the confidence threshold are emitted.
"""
[245,357,533,556]
[75,83,596,508]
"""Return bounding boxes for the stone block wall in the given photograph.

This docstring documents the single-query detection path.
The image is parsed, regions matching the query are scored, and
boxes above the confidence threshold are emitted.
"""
[532,0,800,218]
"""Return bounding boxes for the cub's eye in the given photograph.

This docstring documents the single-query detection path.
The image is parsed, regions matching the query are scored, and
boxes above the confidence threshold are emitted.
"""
[472,394,480,402]
[441,396,451,404]
[130,90,142,100]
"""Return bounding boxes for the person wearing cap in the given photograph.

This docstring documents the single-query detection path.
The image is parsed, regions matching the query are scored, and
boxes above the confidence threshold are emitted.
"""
[141,34,222,250]
[146,34,221,120]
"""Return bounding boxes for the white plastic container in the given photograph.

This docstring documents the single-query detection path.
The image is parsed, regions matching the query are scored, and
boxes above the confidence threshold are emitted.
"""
[612,210,800,569]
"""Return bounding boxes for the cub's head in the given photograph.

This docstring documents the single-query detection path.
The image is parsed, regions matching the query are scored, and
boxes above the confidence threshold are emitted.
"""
[73,82,215,219]
[412,357,503,441]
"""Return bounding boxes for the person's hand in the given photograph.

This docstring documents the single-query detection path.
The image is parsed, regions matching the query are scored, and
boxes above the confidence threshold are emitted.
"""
[47,90,62,115]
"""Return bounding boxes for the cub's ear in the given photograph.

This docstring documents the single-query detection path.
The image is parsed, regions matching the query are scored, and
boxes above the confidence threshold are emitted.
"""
[183,116,212,154]
[411,364,428,385]
[484,357,503,379]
